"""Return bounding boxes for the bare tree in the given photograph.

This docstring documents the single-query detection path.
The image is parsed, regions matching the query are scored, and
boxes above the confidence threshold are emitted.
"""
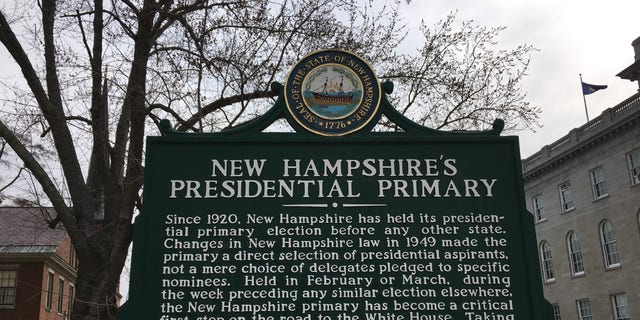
[0,1,537,319]
[379,13,539,132]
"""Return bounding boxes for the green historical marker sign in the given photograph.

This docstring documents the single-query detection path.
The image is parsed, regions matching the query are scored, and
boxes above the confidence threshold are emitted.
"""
[119,50,552,320]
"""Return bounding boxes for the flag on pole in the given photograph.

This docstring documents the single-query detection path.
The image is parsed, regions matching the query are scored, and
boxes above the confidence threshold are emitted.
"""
[581,82,608,95]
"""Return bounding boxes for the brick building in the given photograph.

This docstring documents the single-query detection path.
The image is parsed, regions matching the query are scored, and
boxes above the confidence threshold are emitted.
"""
[0,207,78,320]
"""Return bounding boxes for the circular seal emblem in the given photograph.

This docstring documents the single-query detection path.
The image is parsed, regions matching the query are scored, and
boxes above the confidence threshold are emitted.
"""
[285,49,381,136]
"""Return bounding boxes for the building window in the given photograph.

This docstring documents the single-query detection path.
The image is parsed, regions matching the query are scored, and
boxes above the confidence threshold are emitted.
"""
[567,231,585,276]
[540,241,555,282]
[532,194,545,222]
[590,166,608,199]
[46,271,54,310]
[0,270,17,307]
[67,284,75,320]
[611,293,630,320]
[627,148,640,185]
[600,220,621,268]
[57,278,64,313]
[69,244,78,269]
[552,303,561,320]
[558,181,574,212]
[576,299,592,320]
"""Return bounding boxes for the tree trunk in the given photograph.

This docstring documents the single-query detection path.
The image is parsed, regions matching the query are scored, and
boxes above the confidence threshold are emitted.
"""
[72,257,121,320]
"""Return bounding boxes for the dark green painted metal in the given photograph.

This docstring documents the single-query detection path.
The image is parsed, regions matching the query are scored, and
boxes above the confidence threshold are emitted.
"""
[120,80,551,320]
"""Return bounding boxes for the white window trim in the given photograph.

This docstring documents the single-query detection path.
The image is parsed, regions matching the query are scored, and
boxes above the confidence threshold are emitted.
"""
[0,267,18,309]
[576,299,592,320]
[567,232,585,276]
[600,220,621,269]
[57,277,65,314]
[532,194,546,222]
[610,293,630,320]
[626,149,640,185]
[65,283,75,320]
[45,270,54,311]
[559,181,574,213]
[552,303,561,320]
[540,241,555,282]
[590,166,608,200]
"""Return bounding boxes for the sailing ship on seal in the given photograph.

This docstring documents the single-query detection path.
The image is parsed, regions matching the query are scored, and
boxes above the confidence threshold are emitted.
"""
[310,76,355,107]
[302,66,362,119]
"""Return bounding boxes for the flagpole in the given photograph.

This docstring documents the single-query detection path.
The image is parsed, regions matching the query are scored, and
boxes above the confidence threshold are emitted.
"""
[580,74,590,122]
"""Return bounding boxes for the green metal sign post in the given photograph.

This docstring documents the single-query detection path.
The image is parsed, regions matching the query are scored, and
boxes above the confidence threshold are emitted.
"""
[119,50,552,320]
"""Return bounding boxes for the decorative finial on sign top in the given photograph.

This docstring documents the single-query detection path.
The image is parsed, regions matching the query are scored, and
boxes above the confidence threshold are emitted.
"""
[492,119,505,135]
[270,81,284,93]
[159,119,172,136]
[382,81,394,94]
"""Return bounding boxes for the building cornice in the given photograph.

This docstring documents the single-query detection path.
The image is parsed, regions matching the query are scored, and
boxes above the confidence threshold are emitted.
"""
[522,93,640,181]
[617,59,640,81]
[0,251,78,282]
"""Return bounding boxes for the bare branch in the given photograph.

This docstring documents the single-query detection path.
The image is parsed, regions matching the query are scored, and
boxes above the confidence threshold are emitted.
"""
[0,118,79,238]
[176,89,277,132]
[39,115,92,137]
[0,167,24,193]
[75,9,94,61]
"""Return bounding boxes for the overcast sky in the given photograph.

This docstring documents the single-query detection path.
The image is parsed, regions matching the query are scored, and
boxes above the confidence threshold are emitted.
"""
[1,1,638,159]
[398,0,640,157]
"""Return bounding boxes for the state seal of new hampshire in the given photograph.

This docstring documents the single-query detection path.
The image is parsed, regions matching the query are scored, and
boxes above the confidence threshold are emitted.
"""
[285,49,381,136]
